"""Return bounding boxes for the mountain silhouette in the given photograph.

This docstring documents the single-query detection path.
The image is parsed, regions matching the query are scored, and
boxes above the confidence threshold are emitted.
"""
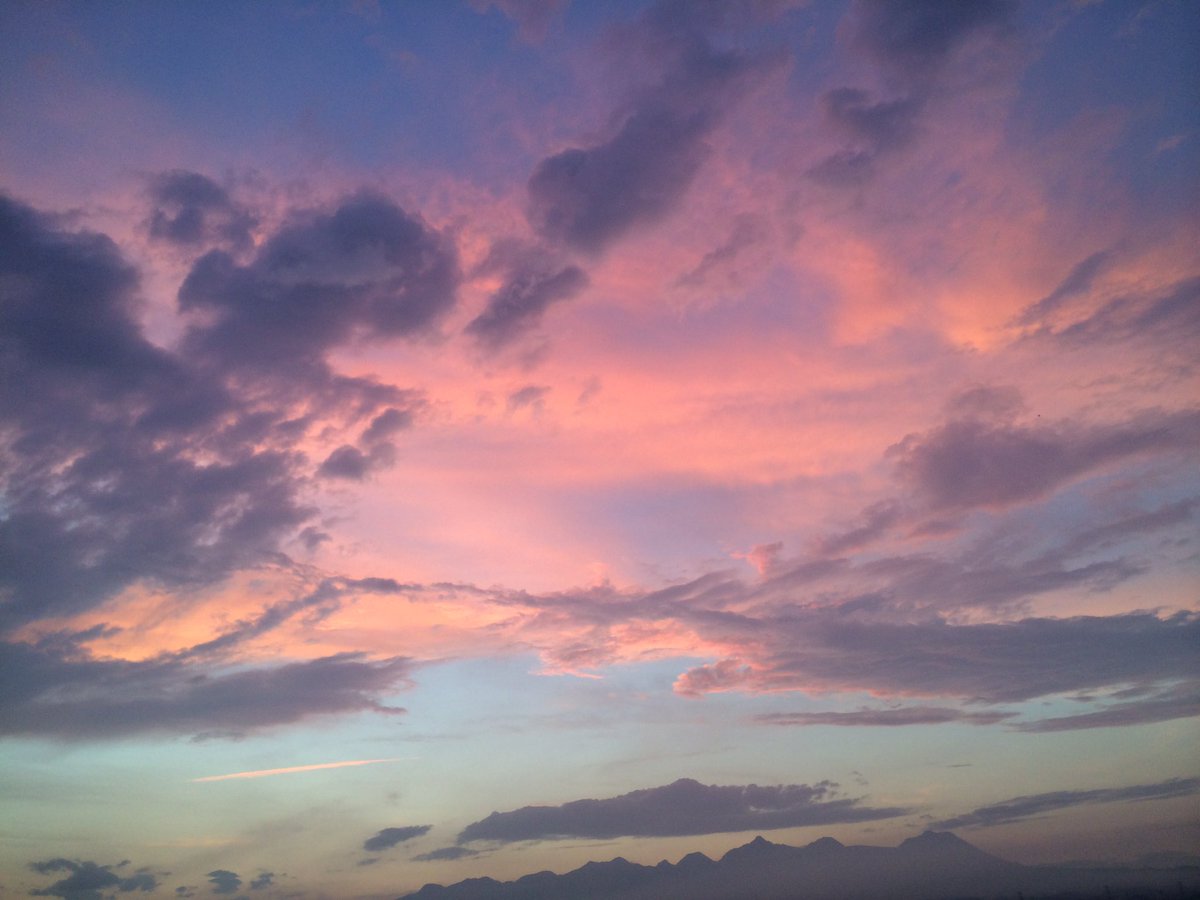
[401,831,1200,900]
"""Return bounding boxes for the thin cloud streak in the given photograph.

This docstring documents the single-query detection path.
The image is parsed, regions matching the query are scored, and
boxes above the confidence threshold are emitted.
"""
[191,757,410,783]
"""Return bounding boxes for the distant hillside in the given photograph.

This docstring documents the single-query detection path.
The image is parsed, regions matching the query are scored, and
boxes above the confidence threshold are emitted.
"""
[400,831,1200,900]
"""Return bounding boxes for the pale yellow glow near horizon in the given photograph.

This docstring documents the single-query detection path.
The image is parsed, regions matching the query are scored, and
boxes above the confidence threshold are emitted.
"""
[191,757,411,782]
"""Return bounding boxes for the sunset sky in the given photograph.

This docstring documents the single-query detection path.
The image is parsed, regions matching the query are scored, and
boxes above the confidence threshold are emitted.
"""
[1,1,1198,898]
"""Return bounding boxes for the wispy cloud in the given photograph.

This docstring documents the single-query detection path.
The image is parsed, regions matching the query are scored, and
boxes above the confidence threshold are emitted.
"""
[192,758,409,783]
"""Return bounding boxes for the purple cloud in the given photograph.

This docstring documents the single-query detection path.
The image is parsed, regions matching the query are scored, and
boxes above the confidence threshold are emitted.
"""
[756,706,1015,727]
[146,170,256,252]
[888,408,1200,513]
[0,642,413,740]
[457,778,909,843]
[932,777,1200,830]
[526,4,779,253]
[363,825,433,853]
[466,263,587,349]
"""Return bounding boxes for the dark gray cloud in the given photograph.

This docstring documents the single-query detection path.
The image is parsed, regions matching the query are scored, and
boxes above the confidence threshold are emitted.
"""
[466,264,588,349]
[317,442,396,481]
[526,5,778,253]
[414,846,480,862]
[0,641,412,740]
[29,859,158,900]
[206,870,241,895]
[755,706,1015,727]
[888,407,1200,513]
[363,825,433,852]
[932,777,1200,830]
[248,872,274,890]
[846,0,1017,83]
[0,193,312,632]
[179,192,459,372]
[457,777,909,843]
[147,170,256,251]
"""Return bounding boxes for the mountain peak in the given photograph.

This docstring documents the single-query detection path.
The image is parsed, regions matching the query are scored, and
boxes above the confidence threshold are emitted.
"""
[805,836,845,851]
[901,830,971,849]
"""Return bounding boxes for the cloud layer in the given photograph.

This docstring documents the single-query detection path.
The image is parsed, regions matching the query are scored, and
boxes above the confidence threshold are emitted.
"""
[458,778,909,843]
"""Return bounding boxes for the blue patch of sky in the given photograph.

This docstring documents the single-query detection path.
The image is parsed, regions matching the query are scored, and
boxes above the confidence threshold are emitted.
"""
[1011,1,1200,218]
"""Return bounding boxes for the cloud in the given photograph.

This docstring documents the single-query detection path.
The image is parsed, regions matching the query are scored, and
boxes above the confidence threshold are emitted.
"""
[466,263,588,349]
[674,610,1200,703]
[1014,683,1200,732]
[845,0,1017,83]
[193,758,407,782]
[1048,275,1200,348]
[363,825,433,852]
[675,215,768,289]
[0,642,413,740]
[179,192,459,373]
[932,777,1200,830]
[526,5,779,253]
[816,499,905,555]
[29,859,158,900]
[808,88,922,186]
[146,169,256,252]
[1015,250,1112,326]
[457,777,909,843]
[248,872,273,890]
[755,706,1015,727]
[206,870,241,895]
[414,846,480,862]
[0,193,313,632]
[888,407,1200,513]
[507,384,549,413]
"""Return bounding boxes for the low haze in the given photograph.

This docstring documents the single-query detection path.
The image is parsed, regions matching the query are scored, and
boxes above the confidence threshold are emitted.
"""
[1,1,1197,898]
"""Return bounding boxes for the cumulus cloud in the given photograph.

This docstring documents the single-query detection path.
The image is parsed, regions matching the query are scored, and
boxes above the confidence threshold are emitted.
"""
[146,169,256,252]
[932,777,1200,830]
[206,870,241,895]
[457,777,909,843]
[29,859,158,900]
[179,192,459,373]
[248,872,274,890]
[363,825,432,852]
[0,193,312,632]
[755,706,1015,727]
[0,641,412,740]
[526,3,779,253]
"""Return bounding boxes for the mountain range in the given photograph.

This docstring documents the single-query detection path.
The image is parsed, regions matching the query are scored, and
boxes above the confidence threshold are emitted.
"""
[400,831,1200,900]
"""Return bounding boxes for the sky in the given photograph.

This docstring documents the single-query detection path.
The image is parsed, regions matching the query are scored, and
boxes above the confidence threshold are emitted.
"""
[0,0,1198,897]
